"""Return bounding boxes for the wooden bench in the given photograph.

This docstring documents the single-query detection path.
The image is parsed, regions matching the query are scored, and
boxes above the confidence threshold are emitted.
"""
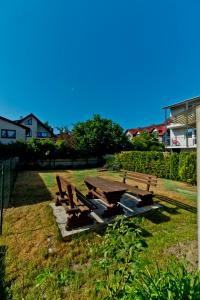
[120,170,157,206]
[56,175,98,229]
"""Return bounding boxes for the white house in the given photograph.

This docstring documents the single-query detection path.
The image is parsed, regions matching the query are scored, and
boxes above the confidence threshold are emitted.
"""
[163,96,200,151]
[16,113,54,140]
[0,116,29,144]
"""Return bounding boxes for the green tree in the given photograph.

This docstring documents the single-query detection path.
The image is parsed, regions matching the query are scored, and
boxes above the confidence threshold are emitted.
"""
[131,131,164,151]
[72,114,131,157]
[44,121,52,131]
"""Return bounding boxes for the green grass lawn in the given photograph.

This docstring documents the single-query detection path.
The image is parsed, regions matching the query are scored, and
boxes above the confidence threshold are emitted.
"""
[0,169,197,299]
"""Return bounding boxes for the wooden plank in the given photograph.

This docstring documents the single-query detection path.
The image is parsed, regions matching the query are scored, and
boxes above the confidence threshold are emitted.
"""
[126,172,157,182]
[124,184,152,196]
[75,188,97,210]
[56,175,65,198]
[89,211,104,223]
[126,176,152,185]
[127,177,156,185]
[128,171,157,179]
[121,170,157,181]
[85,176,127,193]
[120,171,157,188]
[90,189,107,202]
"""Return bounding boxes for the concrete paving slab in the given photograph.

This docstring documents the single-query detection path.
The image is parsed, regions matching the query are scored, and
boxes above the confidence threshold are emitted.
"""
[49,193,162,241]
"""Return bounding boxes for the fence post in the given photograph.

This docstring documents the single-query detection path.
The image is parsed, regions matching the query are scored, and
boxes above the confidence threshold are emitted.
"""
[0,164,4,235]
[196,105,200,270]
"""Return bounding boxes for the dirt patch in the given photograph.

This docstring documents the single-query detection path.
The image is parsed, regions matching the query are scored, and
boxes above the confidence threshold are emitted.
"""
[167,240,198,271]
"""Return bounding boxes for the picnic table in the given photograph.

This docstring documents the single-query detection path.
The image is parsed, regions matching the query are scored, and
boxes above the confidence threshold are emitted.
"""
[84,176,127,215]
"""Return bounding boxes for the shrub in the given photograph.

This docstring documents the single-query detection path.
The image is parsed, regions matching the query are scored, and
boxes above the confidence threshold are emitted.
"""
[106,151,197,184]
[104,155,121,170]
[94,216,200,300]
[179,152,197,184]
[127,264,200,300]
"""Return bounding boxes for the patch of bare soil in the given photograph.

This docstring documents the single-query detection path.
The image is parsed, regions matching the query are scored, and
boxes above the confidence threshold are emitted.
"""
[167,240,198,271]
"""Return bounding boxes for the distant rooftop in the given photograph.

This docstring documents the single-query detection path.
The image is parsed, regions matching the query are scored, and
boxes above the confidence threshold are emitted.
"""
[126,123,167,136]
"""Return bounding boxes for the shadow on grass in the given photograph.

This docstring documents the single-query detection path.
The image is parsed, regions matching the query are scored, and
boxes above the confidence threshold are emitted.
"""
[10,171,52,207]
[144,193,197,224]
[155,194,197,214]
[0,246,10,300]
[144,209,171,224]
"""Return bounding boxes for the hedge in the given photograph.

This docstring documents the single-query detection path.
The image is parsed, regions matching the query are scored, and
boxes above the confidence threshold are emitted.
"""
[0,139,81,161]
[106,151,197,184]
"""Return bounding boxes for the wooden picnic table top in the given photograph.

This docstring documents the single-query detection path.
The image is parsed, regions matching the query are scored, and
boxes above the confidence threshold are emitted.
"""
[84,176,127,194]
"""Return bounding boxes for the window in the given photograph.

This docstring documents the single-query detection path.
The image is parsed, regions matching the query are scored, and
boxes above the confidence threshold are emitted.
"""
[37,132,50,138]
[1,129,16,139]
[188,103,193,109]
[26,129,32,137]
[187,128,193,138]
[25,118,32,125]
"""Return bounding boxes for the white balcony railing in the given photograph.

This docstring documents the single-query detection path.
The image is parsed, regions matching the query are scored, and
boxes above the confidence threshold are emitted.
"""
[165,137,197,148]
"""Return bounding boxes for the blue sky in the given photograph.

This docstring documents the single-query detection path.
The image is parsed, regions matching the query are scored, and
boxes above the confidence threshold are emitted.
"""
[1,0,200,130]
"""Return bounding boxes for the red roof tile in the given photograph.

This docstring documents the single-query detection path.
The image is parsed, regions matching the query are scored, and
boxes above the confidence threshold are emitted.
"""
[126,123,167,137]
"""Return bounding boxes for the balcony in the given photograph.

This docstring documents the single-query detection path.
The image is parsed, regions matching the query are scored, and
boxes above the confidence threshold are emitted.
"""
[165,137,197,149]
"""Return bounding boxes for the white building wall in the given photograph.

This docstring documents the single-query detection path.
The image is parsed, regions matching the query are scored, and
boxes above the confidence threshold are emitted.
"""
[170,128,186,147]
[168,128,196,148]
[20,117,38,140]
[20,116,51,139]
[0,119,26,144]
[37,124,51,137]
[166,101,199,149]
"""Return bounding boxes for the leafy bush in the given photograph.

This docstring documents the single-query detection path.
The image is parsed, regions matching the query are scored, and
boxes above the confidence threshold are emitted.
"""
[131,265,200,300]
[131,132,165,152]
[93,216,200,300]
[104,155,121,170]
[94,216,147,298]
[101,263,200,300]
[0,139,79,161]
[106,151,197,184]
[97,216,146,266]
[179,152,197,184]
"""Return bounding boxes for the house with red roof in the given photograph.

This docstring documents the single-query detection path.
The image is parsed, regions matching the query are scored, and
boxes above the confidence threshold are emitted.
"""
[126,123,168,144]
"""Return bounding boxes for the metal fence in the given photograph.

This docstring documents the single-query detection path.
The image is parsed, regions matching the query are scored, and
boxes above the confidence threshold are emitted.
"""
[0,157,19,235]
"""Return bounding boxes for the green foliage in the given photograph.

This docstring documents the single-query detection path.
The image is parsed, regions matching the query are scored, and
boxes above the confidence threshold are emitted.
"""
[72,114,131,157]
[169,153,180,180]
[94,216,147,299]
[97,216,146,266]
[123,265,200,300]
[93,216,200,300]
[106,151,197,184]
[104,155,122,170]
[0,115,132,160]
[0,138,78,161]
[131,132,164,152]
[179,152,197,184]
[35,268,76,288]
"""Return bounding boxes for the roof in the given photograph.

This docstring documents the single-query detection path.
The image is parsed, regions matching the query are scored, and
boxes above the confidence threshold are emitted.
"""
[126,123,167,136]
[162,95,200,109]
[16,113,54,135]
[0,115,30,132]
[127,129,139,135]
